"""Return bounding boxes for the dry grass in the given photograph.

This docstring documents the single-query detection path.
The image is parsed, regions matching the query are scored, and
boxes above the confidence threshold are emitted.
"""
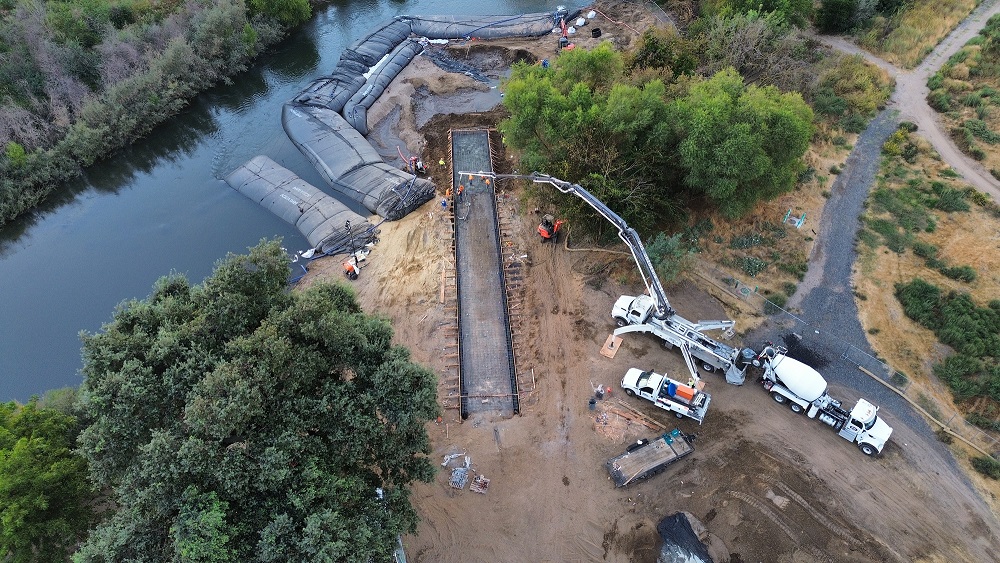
[859,0,979,68]
[933,56,1000,173]
[853,136,1000,466]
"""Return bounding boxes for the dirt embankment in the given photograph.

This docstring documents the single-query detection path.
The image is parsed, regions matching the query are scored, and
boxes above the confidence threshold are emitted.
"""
[300,2,1000,560]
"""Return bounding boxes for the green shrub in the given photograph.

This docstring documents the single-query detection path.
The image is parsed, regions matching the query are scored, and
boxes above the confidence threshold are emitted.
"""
[966,412,1000,432]
[971,456,1000,480]
[928,90,952,112]
[730,232,768,249]
[966,188,992,206]
[912,240,938,258]
[933,185,970,212]
[740,256,768,277]
[889,371,908,387]
[857,228,880,247]
[782,281,798,296]
[899,121,919,132]
[992,169,1000,181]
[777,260,808,280]
[939,264,977,282]
[839,114,868,133]
[964,119,1000,144]
[927,74,943,90]
[764,292,787,314]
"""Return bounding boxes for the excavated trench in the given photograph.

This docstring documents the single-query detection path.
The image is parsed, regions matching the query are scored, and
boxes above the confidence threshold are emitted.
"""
[451,129,518,418]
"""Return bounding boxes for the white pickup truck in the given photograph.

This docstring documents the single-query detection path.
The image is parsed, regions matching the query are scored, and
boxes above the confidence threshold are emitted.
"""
[621,368,712,424]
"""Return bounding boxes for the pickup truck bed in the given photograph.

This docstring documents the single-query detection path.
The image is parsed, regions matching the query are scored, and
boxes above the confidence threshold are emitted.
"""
[606,430,694,487]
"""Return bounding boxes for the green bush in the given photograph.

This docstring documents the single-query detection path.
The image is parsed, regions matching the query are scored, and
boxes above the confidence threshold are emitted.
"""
[839,114,868,133]
[939,264,977,282]
[740,256,768,277]
[963,119,1000,144]
[971,456,1000,480]
[912,240,938,258]
[932,184,970,212]
[782,281,798,296]
[777,259,808,280]
[899,121,919,132]
[764,292,788,314]
[928,90,953,112]
[927,74,944,90]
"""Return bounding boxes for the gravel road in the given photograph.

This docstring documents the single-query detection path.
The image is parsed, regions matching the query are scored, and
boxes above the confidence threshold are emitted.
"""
[746,5,1000,470]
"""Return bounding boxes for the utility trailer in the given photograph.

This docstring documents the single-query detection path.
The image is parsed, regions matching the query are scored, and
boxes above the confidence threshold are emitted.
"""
[606,429,695,487]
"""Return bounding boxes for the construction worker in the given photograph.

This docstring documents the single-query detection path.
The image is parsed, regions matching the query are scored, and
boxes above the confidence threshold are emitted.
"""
[445,186,453,198]
[439,158,445,166]
[457,184,465,200]
[343,259,359,280]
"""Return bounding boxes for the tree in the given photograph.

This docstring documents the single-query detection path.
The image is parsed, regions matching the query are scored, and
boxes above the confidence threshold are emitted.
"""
[248,0,311,26]
[816,0,859,33]
[74,240,438,561]
[671,68,813,218]
[500,44,683,235]
[645,232,692,285]
[0,399,94,563]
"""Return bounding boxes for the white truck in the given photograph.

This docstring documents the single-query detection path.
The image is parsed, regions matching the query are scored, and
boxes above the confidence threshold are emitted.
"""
[612,293,758,385]
[621,367,711,424]
[758,346,893,456]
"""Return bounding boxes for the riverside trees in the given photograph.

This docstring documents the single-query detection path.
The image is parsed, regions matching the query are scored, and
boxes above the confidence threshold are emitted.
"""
[0,0,311,227]
[74,240,438,561]
[499,44,813,231]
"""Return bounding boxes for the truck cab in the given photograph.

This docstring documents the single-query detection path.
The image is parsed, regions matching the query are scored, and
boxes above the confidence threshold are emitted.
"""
[839,399,893,456]
[621,368,711,424]
[612,294,655,327]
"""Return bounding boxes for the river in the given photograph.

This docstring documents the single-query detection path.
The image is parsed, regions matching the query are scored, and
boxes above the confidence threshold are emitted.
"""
[0,0,561,401]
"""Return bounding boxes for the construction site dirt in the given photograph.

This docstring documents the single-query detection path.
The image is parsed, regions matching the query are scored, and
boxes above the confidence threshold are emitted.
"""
[297,2,999,560]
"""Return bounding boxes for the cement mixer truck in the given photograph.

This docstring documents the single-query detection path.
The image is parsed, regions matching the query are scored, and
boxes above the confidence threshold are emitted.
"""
[757,346,893,456]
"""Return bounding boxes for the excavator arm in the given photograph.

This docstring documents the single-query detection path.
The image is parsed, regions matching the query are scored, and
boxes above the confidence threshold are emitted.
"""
[462,171,674,319]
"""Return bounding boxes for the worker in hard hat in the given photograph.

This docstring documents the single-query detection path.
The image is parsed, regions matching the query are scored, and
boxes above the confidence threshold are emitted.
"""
[343,259,359,280]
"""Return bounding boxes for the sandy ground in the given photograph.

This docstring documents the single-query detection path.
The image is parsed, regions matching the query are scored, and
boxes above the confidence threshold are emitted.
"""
[300,2,1000,560]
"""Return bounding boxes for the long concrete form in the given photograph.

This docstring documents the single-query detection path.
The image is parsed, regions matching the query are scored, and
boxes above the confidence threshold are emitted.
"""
[451,130,518,418]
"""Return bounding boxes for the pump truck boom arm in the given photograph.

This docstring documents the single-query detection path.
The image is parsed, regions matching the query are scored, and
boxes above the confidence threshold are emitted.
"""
[461,171,674,319]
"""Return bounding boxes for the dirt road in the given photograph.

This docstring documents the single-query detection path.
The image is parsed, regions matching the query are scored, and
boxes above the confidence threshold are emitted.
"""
[814,0,1000,201]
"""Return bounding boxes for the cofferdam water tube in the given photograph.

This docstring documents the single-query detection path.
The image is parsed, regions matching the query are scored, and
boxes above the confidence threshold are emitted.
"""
[229,8,576,247]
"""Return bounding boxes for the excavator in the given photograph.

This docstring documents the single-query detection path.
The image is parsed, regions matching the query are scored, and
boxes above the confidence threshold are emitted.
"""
[537,214,565,243]
[459,170,755,388]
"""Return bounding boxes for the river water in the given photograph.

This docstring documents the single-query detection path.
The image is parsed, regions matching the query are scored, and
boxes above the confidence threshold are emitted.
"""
[0,0,561,401]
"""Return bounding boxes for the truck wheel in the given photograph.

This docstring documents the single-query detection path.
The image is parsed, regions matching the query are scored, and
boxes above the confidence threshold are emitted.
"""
[614,317,627,328]
[702,363,715,373]
[789,402,804,414]
[625,389,636,398]
[675,413,684,419]
[771,392,787,405]
[859,443,876,456]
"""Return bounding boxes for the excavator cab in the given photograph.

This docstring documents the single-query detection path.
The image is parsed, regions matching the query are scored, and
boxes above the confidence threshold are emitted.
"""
[538,214,565,243]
